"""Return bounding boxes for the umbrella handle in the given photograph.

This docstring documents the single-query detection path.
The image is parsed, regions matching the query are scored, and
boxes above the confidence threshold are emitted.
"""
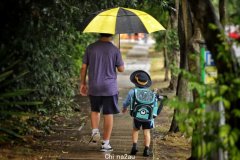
[119,34,120,49]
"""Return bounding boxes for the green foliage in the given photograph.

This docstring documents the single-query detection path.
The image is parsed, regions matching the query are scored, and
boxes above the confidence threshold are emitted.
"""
[0,52,43,142]
[166,0,240,156]
[228,0,240,24]
[167,30,180,51]
[168,56,240,159]
[153,28,179,55]
[134,0,170,53]
[0,0,147,143]
[0,0,97,142]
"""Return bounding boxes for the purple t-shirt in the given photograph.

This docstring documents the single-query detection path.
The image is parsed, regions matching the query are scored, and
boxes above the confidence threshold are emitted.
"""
[83,40,124,96]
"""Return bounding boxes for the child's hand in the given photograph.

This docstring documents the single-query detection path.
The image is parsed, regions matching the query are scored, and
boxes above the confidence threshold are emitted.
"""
[122,108,127,114]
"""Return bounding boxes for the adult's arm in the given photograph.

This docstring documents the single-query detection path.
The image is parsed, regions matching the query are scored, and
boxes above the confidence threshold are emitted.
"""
[79,64,88,96]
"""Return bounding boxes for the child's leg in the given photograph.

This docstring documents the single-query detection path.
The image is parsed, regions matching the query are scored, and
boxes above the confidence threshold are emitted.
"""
[130,119,140,155]
[130,128,139,155]
[132,128,139,143]
[143,129,151,147]
[143,129,151,157]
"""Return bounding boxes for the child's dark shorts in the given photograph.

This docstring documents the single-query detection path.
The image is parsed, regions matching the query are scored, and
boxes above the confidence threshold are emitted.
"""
[89,94,120,115]
[133,118,154,130]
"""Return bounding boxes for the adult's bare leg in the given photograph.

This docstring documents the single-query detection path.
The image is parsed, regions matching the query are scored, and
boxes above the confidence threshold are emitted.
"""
[103,114,113,140]
[91,111,100,129]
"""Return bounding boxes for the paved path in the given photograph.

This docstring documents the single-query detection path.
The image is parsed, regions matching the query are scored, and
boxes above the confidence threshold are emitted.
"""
[118,39,153,88]
[58,40,154,160]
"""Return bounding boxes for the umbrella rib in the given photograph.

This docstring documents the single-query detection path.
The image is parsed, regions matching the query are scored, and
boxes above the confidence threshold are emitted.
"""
[97,14,147,17]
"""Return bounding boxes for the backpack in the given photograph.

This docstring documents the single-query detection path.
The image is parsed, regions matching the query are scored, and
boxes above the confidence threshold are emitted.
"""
[130,88,159,122]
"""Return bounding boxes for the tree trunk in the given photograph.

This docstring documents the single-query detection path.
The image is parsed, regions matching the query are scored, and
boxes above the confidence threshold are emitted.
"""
[164,19,171,81]
[168,0,180,91]
[188,20,204,160]
[164,49,170,81]
[188,0,240,157]
[188,0,239,74]
[219,0,227,26]
[169,0,190,133]
[169,108,179,132]
[170,1,203,157]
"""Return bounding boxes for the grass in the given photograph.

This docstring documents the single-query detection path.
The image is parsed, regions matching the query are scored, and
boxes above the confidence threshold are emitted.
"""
[149,49,191,160]
[149,51,170,90]
[150,57,165,81]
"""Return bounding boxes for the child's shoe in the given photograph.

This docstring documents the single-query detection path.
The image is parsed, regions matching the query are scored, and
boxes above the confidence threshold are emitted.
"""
[130,147,138,155]
[143,147,150,157]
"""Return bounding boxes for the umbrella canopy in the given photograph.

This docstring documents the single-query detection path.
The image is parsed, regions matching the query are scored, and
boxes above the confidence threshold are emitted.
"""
[81,7,165,34]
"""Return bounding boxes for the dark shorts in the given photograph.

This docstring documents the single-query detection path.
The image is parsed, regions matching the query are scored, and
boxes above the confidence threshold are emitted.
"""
[89,94,120,115]
[133,118,154,130]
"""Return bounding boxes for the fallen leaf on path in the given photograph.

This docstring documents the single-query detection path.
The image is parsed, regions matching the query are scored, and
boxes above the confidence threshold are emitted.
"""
[62,150,68,154]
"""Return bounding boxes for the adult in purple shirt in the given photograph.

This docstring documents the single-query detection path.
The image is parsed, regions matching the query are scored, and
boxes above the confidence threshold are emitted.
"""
[80,33,124,152]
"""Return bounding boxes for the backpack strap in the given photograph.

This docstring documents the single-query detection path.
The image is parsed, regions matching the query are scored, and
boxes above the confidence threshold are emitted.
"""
[130,88,137,117]
[155,95,167,116]
[152,93,158,118]
[157,99,163,115]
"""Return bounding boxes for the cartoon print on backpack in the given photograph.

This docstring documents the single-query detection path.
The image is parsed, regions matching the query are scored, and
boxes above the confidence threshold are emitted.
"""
[136,107,150,119]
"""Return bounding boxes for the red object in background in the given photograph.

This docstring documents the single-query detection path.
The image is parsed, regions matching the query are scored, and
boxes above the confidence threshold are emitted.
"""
[229,31,240,40]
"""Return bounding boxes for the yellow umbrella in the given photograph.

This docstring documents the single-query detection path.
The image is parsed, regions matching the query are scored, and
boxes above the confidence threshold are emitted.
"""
[81,7,165,34]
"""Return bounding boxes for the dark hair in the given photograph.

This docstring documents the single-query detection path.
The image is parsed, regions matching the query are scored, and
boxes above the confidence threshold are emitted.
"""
[100,33,113,37]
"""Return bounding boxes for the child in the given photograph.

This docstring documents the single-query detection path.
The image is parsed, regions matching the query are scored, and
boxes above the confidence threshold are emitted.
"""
[122,70,160,157]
